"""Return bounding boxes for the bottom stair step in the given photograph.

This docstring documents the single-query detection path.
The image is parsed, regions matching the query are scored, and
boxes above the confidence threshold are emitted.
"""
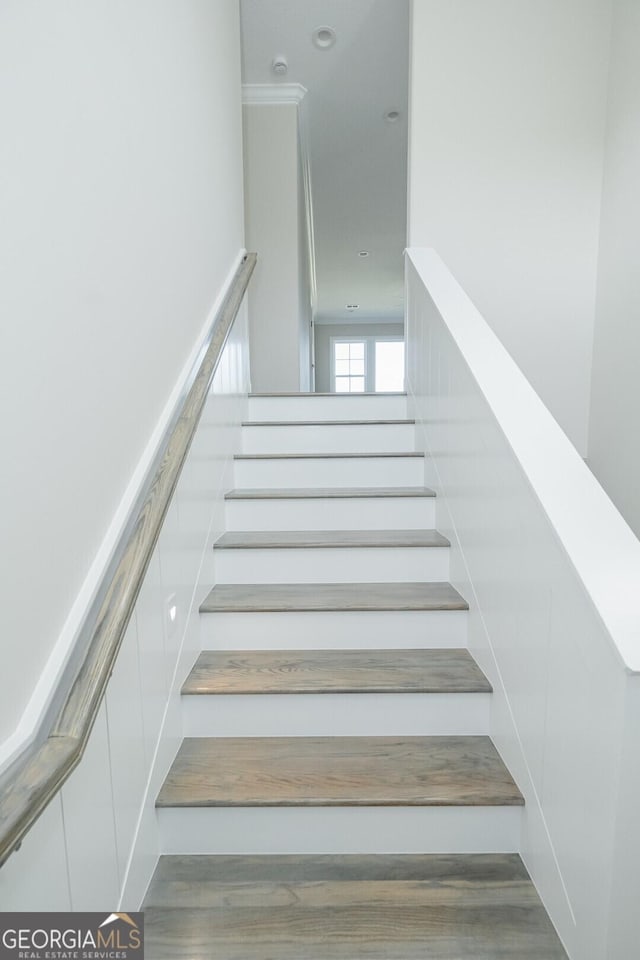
[143,853,568,959]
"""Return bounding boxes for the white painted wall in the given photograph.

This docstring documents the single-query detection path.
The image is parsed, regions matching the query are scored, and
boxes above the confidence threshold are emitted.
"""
[408,0,611,454]
[243,101,308,392]
[0,302,251,910]
[0,0,245,754]
[588,0,640,539]
[406,249,640,960]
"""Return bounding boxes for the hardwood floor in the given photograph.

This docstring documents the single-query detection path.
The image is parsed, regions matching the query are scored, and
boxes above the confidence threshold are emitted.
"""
[181,649,492,696]
[143,854,568,959]
[156,736,523,808]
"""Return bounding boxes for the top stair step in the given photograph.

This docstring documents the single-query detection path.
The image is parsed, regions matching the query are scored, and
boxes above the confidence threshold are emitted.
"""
[247,393,408,422]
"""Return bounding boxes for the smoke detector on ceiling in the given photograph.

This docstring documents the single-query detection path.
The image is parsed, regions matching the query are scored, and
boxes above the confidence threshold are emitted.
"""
[271,56,288,76]
[312,26,336,49]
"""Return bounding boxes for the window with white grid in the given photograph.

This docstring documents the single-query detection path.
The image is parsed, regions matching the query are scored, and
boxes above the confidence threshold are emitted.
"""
[333,341,366,393]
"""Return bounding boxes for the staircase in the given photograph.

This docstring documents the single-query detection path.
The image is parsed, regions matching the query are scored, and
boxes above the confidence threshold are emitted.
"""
[143,393,567,958]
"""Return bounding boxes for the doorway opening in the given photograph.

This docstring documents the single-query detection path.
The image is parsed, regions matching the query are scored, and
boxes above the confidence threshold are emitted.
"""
[240,0,410,393]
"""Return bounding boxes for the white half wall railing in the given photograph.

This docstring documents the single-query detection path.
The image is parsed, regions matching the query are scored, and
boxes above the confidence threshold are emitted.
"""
[406,248,640,960]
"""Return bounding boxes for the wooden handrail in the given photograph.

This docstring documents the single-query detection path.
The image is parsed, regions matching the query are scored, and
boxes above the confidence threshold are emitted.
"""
[0,252,257,866]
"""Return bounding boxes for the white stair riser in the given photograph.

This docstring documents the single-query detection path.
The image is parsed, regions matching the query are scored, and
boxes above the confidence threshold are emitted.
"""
[248,395,408,422]
[225,497,436,531]
[213,546,450,584]
[241,423,416,455]
[199,610,468,650]
[182,692,490,738]
[233,456,424,489]
[158,806,521,855]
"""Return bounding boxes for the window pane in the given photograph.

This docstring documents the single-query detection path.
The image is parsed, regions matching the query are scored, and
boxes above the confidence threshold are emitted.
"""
[335,359,350,376]
[350,343,365,360]
[335,343,349,360]
[350,359,365,375]
[350,377,365,393]
[375,341,405,392]
[335,376,350,392]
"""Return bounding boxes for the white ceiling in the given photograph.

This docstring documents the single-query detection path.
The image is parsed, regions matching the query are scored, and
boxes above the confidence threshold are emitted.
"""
[240,0,409,324]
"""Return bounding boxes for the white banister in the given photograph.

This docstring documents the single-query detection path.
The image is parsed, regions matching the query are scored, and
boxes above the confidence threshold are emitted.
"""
[407,247,640,674]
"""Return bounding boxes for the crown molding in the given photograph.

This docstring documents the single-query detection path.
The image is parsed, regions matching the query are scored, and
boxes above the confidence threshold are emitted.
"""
[242,83,308,105]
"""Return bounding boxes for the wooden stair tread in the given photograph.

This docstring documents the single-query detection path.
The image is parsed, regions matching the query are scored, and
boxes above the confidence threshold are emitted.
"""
[224,486,436,500]
[213,530,449,550]
[143,854,567,958]
[199,582,468,613]
[156,736,523,807]
[242,419,415,427]
[146,851,534,889]
[249,392,407,397]
[182,649,491,696]
[234,451,424,460]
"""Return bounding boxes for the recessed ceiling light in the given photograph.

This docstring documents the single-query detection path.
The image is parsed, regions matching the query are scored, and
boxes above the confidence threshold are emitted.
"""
[384,110,401,123]
[346,304,359,310]
[313,26,336,49]
[358,251,370,258]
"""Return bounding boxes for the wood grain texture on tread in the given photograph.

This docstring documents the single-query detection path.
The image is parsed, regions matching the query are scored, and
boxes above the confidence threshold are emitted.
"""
[142,854,567,959]
[241,419,415,427]
[156,736,523,808]
[234,451,424,460]
[199,582,468,613]
[224,486,436,500]
[213,530,450,550]
[248,392,406,397]
[181,649,492,696]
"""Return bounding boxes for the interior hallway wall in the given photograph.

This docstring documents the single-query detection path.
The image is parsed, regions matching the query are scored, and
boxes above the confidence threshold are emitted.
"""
[408,0,612,455]
[0,0,245,755]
